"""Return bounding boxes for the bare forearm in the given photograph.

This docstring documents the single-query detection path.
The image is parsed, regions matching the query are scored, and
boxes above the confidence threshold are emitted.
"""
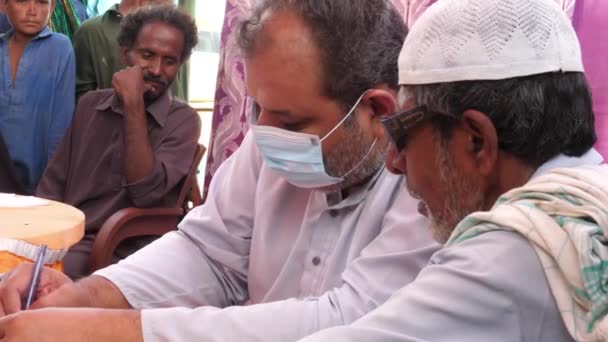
[123,101,155,183]
[77,275,133,309]
[37,275,133,310]
[79,309,143,341]
[91,309,143,341]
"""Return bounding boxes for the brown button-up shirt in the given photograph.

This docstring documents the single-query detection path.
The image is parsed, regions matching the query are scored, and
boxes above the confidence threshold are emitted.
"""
[36,89,201,233]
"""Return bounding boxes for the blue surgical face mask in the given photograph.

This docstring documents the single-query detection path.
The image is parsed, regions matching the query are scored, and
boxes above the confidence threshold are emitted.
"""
[250,93,378,189]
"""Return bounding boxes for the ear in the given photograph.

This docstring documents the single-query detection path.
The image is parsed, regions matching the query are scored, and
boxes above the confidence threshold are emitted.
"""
[120,46,130,66]
[50,0,56,13]
[361,88,397,142]
[459,109,498,176]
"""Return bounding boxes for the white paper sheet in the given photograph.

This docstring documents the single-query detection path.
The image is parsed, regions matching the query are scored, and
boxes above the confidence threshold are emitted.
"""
[0,193,49,208]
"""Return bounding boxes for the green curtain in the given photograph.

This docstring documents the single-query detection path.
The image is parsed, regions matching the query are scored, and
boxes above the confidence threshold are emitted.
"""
[178,0,196,101]
[49,0,83,39]
[179,0,195,14]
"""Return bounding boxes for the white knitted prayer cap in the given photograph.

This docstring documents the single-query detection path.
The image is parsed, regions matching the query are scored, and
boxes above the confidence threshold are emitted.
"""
[398,0,584,85]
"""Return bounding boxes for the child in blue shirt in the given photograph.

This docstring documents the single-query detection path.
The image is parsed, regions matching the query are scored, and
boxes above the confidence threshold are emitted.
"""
[0,0,75,193]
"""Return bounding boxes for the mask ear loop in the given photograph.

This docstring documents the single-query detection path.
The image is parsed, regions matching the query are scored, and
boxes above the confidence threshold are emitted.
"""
[320,92,367,142]
[339,137,379,179]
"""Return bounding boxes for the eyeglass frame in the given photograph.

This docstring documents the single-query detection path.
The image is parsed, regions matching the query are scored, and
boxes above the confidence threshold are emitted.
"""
[380,105,457,152]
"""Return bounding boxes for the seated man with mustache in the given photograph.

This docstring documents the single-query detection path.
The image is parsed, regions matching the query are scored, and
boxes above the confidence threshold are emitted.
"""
[35,4,201,279]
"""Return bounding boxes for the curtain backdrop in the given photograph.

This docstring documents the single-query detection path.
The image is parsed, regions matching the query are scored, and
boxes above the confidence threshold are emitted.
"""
[49,0,85,39]
[572,0,608,158]
[178,0,195,100]
[203,0,606,196]
[202,0,251,198]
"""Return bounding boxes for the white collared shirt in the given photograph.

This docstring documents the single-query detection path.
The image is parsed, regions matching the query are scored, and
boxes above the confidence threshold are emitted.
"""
[95,132,439,341]
[299,149,604,342]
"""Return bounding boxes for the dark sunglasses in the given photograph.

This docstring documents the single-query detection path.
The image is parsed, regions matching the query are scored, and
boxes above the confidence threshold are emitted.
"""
[381,105,453,152]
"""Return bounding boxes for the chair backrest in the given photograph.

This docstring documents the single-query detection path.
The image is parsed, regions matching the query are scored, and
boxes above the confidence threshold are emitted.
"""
[0,132,27,194]
[176,143,206,212]
[87,143,207,274]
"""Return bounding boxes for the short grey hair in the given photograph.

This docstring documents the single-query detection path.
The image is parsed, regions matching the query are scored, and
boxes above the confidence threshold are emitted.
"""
[403,72,596,167]
[237,0,407,113]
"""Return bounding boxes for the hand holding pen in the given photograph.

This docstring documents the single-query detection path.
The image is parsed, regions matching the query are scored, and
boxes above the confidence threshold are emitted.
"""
[21,244,47,310]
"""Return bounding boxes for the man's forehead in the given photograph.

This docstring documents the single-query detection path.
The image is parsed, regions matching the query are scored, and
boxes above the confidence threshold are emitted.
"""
[245,13,323,98]
[133,21,184,57]
[137,21,182,42]
[255,11,318,61]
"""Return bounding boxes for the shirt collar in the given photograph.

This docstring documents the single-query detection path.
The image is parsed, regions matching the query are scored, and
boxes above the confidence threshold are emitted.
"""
[531,148,604,179]
[324,166,385,209]
[0,26,51,42]
[106,4,122,18]
[95,90,173,127]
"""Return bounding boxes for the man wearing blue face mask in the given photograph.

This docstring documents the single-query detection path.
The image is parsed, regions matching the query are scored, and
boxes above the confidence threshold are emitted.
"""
[0,0,439,340]
[249,91,379,189]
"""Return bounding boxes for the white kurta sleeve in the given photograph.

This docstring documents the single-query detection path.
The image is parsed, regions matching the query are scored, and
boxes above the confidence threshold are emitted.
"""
[298,231,572,342]
[95,133,263,309]
[136,188,438,341]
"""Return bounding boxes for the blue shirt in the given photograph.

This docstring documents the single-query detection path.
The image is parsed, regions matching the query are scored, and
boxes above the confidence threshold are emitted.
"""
[0,28,75,192]
[74,0,89,23]
[0,13,10,34]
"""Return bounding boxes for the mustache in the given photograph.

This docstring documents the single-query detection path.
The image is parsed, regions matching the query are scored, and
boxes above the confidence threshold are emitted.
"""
[143,75,168,87]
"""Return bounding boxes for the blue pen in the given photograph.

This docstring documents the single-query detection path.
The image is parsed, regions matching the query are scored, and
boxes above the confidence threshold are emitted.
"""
[22,244,47,310]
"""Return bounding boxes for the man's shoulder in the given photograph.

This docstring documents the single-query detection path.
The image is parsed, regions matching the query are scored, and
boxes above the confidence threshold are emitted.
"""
[77,89,115,112]
[73,15,114,45]
[166,97,200,127]
[41,31,73,50]
[169,96,195,112]
[437,230,532,261]
[75,15,105,35]
[433,230,542,286]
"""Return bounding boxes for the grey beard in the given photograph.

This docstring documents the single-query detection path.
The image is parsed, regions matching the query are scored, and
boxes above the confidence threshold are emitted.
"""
[424,139,486,243]
[408,137,485,243]
[324,122,385,190]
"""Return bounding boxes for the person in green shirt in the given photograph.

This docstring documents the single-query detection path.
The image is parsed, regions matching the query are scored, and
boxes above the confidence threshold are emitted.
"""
[73,0,188,100]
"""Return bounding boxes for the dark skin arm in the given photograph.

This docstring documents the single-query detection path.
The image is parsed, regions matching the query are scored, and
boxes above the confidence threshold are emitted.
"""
[112,65,155,184]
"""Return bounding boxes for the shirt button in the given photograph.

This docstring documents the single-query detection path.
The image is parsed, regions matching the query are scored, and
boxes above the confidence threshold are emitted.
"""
[312,256,321,266]
[329,210,339,217]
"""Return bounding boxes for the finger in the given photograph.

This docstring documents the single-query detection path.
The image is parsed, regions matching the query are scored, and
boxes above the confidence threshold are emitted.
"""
[29,287,71,309]
[30,284,78,309]
[0,288,21,316]
[0,265,32,316]
[0,274,9,316]
[0,313,20,342]
[28,272,72,310]
[0,266,69,314]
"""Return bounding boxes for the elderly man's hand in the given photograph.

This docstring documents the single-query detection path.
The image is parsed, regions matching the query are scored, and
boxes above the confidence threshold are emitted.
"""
[0,308,143,341]
[0,264,74,316]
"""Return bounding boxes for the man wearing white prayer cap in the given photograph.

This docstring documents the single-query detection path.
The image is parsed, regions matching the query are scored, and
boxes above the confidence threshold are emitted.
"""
[299,0,608,341]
